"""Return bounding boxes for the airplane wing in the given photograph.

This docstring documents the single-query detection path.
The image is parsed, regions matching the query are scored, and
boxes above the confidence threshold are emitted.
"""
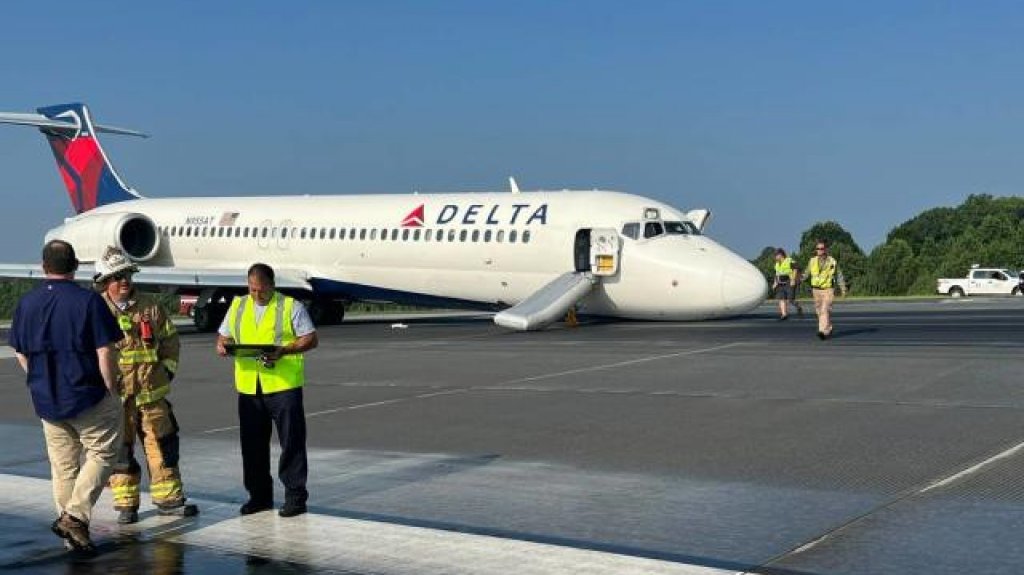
[0,264,312,291]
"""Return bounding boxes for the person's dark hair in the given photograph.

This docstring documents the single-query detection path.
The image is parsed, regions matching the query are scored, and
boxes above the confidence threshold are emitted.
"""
[816,239,829,248]
[42,240,79,275]
[775,248,786,257]
[247,263,275,284]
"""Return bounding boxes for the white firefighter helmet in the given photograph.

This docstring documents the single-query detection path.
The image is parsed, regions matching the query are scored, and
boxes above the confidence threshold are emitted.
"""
[93,246,139,283]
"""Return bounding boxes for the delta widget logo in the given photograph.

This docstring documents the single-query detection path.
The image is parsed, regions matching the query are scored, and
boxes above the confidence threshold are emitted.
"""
[401,205,425,227]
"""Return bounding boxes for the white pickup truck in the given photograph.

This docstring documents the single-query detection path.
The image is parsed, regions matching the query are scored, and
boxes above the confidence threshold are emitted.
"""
[936,268,1023,297]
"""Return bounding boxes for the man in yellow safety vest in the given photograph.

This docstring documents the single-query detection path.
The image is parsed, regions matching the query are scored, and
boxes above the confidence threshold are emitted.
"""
[216,263,318,518]
[803,240,847,340]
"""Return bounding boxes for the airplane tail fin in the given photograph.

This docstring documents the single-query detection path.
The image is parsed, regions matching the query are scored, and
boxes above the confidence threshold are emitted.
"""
[0,103,147,214]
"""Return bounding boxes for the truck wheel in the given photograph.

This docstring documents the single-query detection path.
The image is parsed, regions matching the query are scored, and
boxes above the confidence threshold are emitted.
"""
[948,287,964,298]
[1013,286,1022,296]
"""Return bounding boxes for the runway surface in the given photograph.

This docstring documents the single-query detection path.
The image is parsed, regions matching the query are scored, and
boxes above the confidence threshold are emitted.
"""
[1,298,1023,574]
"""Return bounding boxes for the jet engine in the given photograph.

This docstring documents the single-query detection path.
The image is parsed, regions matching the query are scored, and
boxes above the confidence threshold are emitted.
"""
[45,212,161,263]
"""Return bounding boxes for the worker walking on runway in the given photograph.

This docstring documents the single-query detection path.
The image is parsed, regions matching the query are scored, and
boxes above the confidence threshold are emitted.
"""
[803,240,846,340]
[216,263,318,518]
[95,246,198,523]
[772,248,802,320]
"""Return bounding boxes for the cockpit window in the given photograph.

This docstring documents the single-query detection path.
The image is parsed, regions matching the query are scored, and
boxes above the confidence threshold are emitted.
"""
[643,222,664,239]
[665,221,700,235]
[621,222,640,240]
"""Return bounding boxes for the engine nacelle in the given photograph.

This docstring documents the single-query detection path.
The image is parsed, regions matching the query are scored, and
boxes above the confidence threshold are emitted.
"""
[45,212,161,263]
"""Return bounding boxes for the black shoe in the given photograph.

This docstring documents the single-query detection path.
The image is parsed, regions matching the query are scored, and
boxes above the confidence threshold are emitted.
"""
[823,332,832,340]
[278,502,307,518]
[158,502,199,517]
[817,331,826,340]
[239,500,273,515]
[779,315,788,321]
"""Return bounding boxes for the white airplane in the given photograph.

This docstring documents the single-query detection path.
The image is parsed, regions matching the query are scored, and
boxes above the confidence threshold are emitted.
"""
[0,103,767,331]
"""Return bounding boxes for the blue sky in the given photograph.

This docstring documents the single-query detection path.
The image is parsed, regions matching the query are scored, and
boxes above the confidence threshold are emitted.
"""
[1,1,1023,261]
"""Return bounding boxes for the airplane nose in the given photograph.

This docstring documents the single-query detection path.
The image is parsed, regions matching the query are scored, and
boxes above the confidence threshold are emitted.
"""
[721,263,768,313]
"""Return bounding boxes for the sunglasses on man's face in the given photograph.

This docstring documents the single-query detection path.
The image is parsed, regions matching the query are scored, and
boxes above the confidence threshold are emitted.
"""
[815,247,826,252]
[111,272,133,282]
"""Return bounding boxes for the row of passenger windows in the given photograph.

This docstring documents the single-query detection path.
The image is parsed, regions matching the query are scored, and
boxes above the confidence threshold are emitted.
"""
[157,225,534,244]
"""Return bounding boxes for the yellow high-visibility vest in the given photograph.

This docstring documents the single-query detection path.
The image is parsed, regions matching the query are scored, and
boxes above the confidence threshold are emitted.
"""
[808,256,838,289]
[227,293,304,395]
[774,256,794,280]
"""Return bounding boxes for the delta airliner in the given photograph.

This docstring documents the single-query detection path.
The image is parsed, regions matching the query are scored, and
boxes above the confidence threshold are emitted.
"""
[0,103,766,331]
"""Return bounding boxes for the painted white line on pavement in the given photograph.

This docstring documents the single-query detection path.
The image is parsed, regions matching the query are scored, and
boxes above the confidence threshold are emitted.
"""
[920,438,1024,493]
[180,510,738,575]
[500,342,747,385]
[0,473,737,575]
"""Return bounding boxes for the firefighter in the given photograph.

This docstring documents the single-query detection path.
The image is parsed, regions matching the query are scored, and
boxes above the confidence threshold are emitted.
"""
[94,246,198,523]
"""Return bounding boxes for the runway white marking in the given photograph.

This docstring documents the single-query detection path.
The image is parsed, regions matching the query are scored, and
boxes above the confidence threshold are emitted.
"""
[201,388,468,434]
[920,438,1024,493]
[201,343,746,433]
[499,342,747,385]
[0,473,736,575]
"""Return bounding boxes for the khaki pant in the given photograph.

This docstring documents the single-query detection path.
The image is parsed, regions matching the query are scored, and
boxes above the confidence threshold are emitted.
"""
[41,392,122,523]
[812,287,835,335]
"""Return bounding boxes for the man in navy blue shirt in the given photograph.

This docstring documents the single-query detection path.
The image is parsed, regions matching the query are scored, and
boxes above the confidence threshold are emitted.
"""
[8,240,123,553]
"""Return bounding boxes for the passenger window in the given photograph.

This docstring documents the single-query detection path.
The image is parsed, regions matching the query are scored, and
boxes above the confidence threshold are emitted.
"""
[621,223,639,240]
[425,229,432,241]
[402,229,410,241]
[391,229,399,241]
[643,222,664,239]
[523,230,531,243]
[448,229,456,242]
[484,230,492,243]
[496,230,505,243]
[338,228,345,240]
[471,230,480,242]
[509,230,518,243]
[459,230,468,242]
[413,229,421,241]
[370,229,377,240]
[261,228,268,238]
[359,228,367,240]
[382,229,389,242]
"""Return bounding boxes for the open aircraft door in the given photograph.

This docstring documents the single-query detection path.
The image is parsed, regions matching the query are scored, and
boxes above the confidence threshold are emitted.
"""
[588,228,620,277]
[495,228,618,331]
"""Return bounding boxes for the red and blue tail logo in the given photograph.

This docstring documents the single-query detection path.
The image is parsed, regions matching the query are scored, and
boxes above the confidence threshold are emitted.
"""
[37,103,141,214]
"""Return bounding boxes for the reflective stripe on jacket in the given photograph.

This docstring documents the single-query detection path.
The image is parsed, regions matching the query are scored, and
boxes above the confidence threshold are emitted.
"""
[227,293,304,395]
[104,291,179,406]
[807,255,839,289]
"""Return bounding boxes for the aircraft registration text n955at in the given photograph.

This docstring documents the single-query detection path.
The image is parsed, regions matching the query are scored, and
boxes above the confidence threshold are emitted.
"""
[0,103,767,332]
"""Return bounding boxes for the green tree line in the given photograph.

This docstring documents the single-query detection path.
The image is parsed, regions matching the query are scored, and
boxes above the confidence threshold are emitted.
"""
[753,194,1024,296]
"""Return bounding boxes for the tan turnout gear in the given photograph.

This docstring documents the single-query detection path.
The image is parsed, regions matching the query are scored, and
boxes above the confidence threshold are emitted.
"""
[103,289,187,512]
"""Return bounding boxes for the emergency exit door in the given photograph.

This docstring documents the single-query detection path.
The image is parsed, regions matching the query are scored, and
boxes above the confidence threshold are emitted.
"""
[574,229,591,272]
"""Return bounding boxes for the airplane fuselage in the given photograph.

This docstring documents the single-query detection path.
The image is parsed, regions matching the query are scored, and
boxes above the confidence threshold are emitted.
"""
[46,190,767,320]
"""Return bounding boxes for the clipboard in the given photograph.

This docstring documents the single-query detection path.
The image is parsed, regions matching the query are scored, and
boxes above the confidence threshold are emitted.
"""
[224,343,280,357]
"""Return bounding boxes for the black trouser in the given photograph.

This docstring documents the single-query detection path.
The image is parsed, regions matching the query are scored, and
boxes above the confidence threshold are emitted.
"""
[238,383,308,506]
